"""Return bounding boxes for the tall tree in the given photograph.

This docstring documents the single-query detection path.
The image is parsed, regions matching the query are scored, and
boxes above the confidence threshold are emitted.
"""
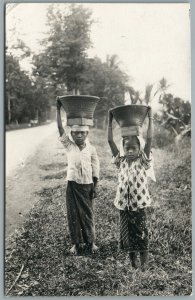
[33,4,93,96]
[144,84,154,104]
[127,86,142,104]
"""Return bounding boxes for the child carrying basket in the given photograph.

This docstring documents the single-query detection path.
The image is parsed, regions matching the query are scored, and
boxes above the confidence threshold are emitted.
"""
[107,105,156,271]
[57,95,100,255]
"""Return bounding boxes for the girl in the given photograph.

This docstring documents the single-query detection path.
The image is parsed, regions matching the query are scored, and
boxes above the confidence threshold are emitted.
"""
[56,99,100,255]
[107,107,155,271]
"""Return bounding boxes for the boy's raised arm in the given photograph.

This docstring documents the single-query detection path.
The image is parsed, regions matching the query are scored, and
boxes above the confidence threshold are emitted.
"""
[56,97,65,137]
[107,110,119,157]
[144,107,153,158]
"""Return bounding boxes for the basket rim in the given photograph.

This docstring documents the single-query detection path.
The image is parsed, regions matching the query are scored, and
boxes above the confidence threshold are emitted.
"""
[58,95,100,101]
[111,104,149,112]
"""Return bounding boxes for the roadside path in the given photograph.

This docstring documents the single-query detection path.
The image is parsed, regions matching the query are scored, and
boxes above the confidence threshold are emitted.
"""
[6,127,66,241]
[6,122,57,177]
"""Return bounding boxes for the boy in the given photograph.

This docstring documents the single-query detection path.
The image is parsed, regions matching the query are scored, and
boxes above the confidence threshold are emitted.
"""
[57,99,100,255]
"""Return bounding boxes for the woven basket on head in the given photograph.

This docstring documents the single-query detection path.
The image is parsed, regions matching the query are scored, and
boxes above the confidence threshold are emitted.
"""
[58,95,100,126]
[111,105,149,136]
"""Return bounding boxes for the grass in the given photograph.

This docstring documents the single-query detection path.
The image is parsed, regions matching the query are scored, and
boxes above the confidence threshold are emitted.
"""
[5,129,192,296]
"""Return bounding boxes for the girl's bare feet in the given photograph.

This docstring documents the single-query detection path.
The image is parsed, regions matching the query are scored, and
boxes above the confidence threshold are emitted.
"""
[91,243,98,253]
[86,242,98,253]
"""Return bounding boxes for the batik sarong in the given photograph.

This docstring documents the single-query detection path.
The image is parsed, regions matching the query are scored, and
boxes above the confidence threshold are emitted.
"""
[119,208,148,252]
[66,181,95,245]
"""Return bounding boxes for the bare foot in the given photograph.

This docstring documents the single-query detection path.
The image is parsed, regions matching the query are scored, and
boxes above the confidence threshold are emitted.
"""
[140,251,148,271]
[69,245,78,255]
[141,264,147,272]
[129,252,139,269]
[91,243,99,253]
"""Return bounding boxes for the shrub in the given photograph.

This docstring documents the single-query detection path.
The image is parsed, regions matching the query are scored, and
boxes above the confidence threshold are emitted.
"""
[152,125,174,148]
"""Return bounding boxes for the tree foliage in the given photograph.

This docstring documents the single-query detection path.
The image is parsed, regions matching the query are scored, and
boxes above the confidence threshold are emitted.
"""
[157,93,191,135]
[6,4,131,127]
[33,4,93,95]
[8,3,191,135]
[6,53,50,124]
[32,5,130,127]
[74,55,129,125]
[6,53,33,123]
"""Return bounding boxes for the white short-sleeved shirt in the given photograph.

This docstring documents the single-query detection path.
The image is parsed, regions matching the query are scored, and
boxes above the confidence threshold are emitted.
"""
[112,151,152,211]
[59,130,99,184]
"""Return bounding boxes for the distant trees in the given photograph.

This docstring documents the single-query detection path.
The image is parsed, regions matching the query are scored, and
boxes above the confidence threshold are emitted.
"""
[145,78,191,137]
[141,78,191,139]
[6,53,34,124]
[6,3,190,136]
[79,55,129,126]
[124,77,191,140]
[5,52,50,124]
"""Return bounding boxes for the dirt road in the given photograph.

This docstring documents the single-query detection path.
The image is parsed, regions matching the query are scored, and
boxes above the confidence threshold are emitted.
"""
[5,125,65,240]
[6,122,57,177]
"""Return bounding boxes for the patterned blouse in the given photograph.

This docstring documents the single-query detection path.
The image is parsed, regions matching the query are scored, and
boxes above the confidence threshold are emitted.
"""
[112,151,152,211]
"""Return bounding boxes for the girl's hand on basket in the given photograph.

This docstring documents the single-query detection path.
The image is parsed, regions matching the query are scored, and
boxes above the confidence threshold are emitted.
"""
[56,98,62,110]
[108,109,113,123]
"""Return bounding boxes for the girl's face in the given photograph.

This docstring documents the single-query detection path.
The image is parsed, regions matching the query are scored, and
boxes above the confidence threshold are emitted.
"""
[123,137,140,160]
[71,131,88,145]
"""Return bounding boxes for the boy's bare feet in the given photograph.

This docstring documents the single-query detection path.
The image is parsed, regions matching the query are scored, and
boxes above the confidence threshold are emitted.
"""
[129,252,139,269]
[69,244,78,255]
[140,251,148,272]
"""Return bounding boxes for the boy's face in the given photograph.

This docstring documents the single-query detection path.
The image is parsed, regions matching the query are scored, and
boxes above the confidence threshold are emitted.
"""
[71,131,88,146]
[123,137,140,160]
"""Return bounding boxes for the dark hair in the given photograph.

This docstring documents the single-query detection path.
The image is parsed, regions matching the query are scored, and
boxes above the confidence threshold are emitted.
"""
[123,135,140,148]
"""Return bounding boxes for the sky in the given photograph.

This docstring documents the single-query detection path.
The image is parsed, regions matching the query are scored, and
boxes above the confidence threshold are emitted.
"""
[6,3,191,106]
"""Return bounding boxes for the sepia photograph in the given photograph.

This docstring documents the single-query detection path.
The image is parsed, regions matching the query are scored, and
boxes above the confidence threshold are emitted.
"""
[5,2,191,296]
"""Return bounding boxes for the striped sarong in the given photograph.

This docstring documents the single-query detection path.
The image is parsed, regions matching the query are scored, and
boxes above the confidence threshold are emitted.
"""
[119,208,148,252]
[66,181,95,245]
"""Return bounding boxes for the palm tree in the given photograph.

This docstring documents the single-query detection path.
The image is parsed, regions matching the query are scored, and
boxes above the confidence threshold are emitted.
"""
[144,84,154,104]
[127,86,142,104]
[155,77,171,103]
[106,54,121,70]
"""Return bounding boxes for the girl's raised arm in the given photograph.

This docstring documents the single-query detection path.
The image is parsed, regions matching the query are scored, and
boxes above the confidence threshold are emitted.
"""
[56,97,65,137]
[107,110,119,157]
[144,107,153,158]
